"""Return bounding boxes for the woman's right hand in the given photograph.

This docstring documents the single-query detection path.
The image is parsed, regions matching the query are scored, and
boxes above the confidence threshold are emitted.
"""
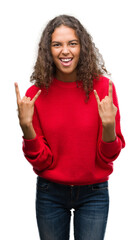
[14,83,41,139]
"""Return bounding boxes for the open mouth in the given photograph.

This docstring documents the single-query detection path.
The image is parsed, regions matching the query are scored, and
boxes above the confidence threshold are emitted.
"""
[59,58,73,66]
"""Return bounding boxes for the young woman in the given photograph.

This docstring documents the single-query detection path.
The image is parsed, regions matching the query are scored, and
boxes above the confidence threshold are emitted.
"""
[15,15,125,240]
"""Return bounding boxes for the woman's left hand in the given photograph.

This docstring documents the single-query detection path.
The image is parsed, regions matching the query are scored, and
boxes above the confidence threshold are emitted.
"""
[94,80,117,128]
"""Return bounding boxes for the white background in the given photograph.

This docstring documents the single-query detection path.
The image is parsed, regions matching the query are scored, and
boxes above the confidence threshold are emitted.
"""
[0,0,140,239]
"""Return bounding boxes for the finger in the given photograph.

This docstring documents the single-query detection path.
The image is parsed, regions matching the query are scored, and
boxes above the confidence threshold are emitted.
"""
[94,90,100,105]
[108,80,113,100]
[14,82,21,103]
[31,90,41,104]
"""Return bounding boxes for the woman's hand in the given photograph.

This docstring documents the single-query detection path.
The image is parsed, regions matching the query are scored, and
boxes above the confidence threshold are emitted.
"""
[94,80,117,142]
[14,82,41,139]
[94,80,117,127]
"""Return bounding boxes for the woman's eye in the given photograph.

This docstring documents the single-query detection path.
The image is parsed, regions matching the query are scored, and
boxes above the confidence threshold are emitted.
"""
[52,43,60,47]
[70,42,77,46]
[52,42,78,47]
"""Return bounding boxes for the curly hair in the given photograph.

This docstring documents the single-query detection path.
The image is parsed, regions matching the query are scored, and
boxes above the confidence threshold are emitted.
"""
[30,15,110,102]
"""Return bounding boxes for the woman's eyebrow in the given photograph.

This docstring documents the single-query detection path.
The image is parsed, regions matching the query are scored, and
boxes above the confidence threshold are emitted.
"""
[69,40,79,43]
[51,41,61,44]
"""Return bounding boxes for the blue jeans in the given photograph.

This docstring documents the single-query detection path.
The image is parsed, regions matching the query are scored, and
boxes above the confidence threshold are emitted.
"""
[36,177,109,240]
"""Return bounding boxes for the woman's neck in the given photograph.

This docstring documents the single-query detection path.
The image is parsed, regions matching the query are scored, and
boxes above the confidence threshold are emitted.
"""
[55,71,77,82]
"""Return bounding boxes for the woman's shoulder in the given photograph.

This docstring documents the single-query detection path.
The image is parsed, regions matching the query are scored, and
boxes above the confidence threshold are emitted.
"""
[94,75,112,98]
[94,74,110,87]
[25,84,41,99]
[94,75,110,87]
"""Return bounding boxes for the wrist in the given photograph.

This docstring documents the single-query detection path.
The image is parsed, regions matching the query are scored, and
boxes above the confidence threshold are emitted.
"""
[102,119,115,128]
[20,121,33,129]
[102,122,116,142]
[20,122,36,140]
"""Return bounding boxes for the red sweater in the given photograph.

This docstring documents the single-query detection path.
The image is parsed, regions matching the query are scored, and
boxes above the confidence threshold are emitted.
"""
[23,76,125,185]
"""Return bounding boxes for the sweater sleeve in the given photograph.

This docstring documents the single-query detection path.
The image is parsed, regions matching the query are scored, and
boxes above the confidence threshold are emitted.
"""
[97,82,125,163]
[22,89,54,172]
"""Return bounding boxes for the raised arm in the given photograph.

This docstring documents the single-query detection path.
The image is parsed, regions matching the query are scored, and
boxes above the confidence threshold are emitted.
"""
[94,79,125,163]
[14,83,55,172]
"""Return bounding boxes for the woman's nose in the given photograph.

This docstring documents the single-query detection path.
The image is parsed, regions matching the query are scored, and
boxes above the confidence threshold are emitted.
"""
[61,46,70,55]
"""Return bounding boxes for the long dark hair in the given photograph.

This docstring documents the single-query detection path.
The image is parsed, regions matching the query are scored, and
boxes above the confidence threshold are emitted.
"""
[30,15,110,102]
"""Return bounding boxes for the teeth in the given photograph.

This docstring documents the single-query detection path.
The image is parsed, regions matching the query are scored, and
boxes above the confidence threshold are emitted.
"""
[60,58,72,62]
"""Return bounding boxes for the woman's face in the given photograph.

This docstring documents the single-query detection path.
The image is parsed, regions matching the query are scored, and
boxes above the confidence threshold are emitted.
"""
[51,25,80,80]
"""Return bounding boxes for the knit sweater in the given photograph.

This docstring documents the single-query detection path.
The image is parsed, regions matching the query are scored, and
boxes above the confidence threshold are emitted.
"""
[22,76,125,185]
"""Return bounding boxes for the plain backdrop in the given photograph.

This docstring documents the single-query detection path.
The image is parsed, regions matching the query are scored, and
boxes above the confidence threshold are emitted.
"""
[0,0,140,239]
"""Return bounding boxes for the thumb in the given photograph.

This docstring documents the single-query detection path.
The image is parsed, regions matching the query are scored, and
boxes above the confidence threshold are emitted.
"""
[94,90,100,105]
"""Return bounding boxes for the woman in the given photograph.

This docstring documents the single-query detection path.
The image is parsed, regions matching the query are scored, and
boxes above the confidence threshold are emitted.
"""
[15,15,125,240]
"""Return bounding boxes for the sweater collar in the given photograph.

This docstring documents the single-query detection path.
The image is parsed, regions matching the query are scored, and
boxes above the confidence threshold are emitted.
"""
[53,77,82,88]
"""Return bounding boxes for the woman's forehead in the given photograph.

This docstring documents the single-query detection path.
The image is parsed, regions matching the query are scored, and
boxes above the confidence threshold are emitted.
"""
[51,25,79,42]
